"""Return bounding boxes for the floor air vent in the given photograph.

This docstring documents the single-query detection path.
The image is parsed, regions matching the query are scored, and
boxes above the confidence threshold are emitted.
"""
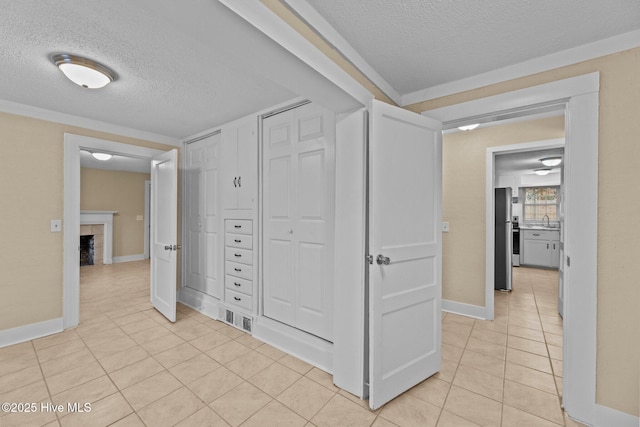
[242,316,252,333]
[225,309,234,324]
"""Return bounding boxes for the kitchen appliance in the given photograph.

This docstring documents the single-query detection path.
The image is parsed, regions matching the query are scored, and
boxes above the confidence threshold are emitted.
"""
[495,188,513,291]
[512,216,520,267]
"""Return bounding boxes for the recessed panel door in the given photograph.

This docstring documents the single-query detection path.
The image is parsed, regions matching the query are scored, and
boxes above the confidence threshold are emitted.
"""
[262,102,335,341]
[368,100,442,409]
[185,134,222,298]
[151,149,178,322]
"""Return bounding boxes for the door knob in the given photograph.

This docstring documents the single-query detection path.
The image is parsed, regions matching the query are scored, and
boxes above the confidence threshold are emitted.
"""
[376,254,391,265]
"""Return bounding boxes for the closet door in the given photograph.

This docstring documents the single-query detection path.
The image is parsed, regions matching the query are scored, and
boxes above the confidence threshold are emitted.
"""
[263,102,335,341]
[185,133,222,299]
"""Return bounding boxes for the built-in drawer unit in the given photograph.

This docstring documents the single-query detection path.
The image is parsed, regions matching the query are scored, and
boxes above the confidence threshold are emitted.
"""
[225,219,253,235]
[224,219,254,312]
[225,274,252,296]
[225,288,252,311]
[225,233,252,250]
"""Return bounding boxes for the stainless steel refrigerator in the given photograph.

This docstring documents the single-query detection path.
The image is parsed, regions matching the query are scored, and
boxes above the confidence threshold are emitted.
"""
[494,188,512,291]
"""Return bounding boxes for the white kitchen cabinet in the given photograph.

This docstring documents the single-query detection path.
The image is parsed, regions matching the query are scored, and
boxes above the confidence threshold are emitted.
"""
[522,229,560,268]
[222,117,257,210]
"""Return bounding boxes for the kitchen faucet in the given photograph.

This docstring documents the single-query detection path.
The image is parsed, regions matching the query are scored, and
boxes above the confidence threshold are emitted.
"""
[543,215,550,227]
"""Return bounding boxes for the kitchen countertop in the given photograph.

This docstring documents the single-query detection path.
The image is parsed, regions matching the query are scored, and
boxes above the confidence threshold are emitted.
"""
[519,225,560,231]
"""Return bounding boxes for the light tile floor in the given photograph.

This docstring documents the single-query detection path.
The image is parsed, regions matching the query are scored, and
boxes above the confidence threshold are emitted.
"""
[0,261,586,426]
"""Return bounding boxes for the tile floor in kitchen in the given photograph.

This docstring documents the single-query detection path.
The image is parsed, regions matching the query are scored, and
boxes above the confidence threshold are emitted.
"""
[0,261,585,426]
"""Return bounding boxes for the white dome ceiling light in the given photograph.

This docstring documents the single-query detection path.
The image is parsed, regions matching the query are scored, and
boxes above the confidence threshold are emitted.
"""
[540,156,563,167]
[458,124,480,131]
[91,152,113,161]
[52,54,117,89]
[534,168,552,176]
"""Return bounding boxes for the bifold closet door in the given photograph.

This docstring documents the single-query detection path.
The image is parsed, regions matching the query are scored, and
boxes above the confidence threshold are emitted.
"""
[263,103,335,341]
[185,134,222,299]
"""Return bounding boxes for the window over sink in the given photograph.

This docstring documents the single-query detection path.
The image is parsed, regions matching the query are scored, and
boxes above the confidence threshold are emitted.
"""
[522,186,560,222]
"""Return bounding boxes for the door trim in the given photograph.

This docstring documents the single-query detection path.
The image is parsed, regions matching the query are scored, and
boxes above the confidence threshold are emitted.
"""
[63,134,164,328]
[424,72,599,425]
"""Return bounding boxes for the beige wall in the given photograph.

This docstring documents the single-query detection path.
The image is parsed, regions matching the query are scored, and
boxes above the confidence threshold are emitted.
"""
[81,168,150,258]
[408,47,640,417]
[442,116,564,306]
[0,112,175,331]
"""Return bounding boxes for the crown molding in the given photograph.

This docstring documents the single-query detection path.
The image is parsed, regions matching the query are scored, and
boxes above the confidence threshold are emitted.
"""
[0,99,180,146]
[401,29,640,106]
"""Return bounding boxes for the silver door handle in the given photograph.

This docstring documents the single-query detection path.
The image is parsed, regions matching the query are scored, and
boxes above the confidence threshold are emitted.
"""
[164,244,181,251]
[164,245,172,251]
[376,254,391,265]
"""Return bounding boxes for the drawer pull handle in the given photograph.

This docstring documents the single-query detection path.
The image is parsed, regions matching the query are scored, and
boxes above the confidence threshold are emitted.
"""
[234,282,241,287]
[234,296,241,301]
[533,233,540,236]
[234,268,242,272]
[234,253,242,258]
[234,239,241,243]
[234,225,241,229]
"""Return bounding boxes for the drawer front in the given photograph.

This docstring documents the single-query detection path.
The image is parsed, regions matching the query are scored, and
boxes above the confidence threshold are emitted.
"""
[225,220,253,235]
[523,229,559,241]
[225,233,252,250]
[225,274,252,296]
[226,289,252,310]
[226,248,253,265]
[225,261,253,281]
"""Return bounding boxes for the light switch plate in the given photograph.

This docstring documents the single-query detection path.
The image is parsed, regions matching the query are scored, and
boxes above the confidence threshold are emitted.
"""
[442,221,449,232]
[51,219,62,232]
[136,215,143,221]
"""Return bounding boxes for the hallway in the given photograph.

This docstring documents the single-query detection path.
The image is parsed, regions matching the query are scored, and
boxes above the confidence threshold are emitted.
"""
[0,261,584,426]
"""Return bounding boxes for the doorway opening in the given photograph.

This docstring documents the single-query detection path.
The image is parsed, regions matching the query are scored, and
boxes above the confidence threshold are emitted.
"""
[63,134,165,329]
[426,73,598,424]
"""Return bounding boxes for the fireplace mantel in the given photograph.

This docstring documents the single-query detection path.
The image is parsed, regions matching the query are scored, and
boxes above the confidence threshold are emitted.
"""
[80,211,117,264]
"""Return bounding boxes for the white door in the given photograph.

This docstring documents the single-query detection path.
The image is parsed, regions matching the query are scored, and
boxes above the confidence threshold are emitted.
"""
[368,100,442,409]
[263,102,335,341]
[185,135,222,298]
[151,149,178,322]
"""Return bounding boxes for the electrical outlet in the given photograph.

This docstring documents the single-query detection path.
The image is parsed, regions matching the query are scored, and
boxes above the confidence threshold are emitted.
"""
[51,219,62,232]
[136,215,143,221]
[442,221,449,232]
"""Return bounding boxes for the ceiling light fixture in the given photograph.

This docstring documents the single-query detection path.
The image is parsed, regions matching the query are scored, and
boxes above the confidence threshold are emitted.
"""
[92,152,113,161]
[534,168,551,176]
[52,54,117,89]
[539,156,562,167]
[458,124,480,131]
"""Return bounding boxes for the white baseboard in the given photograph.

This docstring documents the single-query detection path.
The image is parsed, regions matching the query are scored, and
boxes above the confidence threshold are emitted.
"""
[0,317,64,348]
[113,254,146,263]
[442,299,489,320]
[593,403,639,427]
[178,286,221,320]
[252,316,333,374]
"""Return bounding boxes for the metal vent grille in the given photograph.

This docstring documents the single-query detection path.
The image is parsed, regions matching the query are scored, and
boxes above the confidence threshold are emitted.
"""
[225,309,234,324]
[242,316,252,333]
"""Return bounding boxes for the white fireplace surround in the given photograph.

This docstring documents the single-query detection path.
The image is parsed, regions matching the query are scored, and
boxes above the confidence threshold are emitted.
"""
[80,211,117,264]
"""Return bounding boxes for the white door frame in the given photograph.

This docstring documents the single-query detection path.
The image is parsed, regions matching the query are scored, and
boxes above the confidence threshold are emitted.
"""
[63,133,165,328]
[144,180,151,259]
[425,72,599,425]
[485,137,565,318]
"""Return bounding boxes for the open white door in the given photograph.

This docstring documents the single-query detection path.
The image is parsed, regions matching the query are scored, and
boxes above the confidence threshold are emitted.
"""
[368,100,442,409]
[151,149,178,322]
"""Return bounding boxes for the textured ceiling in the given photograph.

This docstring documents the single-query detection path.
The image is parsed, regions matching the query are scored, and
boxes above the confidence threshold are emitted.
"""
[0,1,295,140]
[2,1,639,141]
[495,147,565,175]
[306,0,640,95]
